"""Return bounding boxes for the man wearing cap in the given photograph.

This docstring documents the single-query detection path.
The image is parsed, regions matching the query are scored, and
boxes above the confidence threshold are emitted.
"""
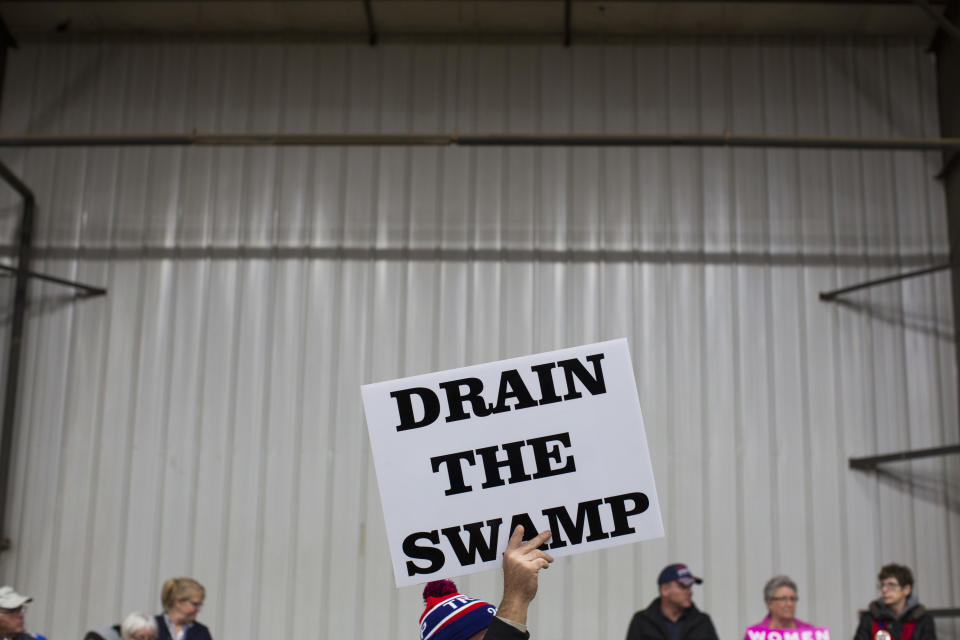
[624,564,719,640]
[0,586,46,640]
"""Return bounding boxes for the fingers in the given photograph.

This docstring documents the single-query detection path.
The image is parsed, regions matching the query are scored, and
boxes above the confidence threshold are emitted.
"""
[521,528,553,554]
[506,524,553,553]
[506,524,525,551]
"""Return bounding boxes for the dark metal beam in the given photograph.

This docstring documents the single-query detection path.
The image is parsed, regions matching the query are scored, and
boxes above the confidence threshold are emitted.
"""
[362,0,378,45]
[3,132,960,150]
[0,161,33,554]
[913,0,960,38]
[933,0,960,441]
[849,444,960,469]
[0,264,106,297]
[0,0,948,4]
[818,263,951,301]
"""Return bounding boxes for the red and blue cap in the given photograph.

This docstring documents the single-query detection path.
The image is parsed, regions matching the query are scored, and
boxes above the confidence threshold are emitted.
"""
[658,563,703,586]
[419,580,496,640]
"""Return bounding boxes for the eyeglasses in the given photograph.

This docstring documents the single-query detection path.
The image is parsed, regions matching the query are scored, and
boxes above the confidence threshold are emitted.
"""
[878,581,902,591]
[0,606,26,615]
[769,597,799,603]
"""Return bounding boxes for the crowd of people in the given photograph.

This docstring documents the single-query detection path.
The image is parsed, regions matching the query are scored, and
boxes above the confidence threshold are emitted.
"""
[0,577,209,640]
[418,526,938,640]
[0,531,940,640]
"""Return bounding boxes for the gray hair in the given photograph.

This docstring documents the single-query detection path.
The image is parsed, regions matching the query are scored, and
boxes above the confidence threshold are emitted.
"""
[120,612,157,640]
[763,575,798,602]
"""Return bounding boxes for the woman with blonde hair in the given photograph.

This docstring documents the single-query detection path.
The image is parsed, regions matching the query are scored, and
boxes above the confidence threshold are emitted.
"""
[154,578,212,640]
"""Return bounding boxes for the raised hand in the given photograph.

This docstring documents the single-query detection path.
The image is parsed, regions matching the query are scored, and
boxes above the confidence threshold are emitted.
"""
[497,525,554,625]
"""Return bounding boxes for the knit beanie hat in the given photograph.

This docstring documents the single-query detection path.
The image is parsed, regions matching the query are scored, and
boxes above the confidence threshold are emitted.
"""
[419,579,497,640]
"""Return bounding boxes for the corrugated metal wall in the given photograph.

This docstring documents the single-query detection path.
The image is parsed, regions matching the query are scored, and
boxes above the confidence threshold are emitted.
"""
[0,37,957,640]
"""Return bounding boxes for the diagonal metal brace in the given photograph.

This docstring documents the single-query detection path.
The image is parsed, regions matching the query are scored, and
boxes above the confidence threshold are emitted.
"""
[819,263,951,301]
[0,264,106,297]
[849,444,960,470]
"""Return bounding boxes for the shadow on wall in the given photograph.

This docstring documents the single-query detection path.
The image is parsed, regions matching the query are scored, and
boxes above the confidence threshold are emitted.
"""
[834,297,953,342]
[874,464,960,513]
[22,44,116,135]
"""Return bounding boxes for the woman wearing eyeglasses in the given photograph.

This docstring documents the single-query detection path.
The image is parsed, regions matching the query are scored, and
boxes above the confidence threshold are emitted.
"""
[743,575,815,640]
[155,577,212,640]
[853,564,935,640]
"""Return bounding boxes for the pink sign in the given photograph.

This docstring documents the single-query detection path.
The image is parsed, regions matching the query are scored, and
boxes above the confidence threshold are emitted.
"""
[745,628,831,640]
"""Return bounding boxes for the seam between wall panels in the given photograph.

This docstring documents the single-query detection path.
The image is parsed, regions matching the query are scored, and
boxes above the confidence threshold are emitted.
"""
[144,42,172,602]
[251,260,278,637]
[77,42,111,604]
[851,41,883,562]
[64,33,100,616]
[357,55,386,637]
[884,39,919,565]
[213,258,244,635]
[598,43,609,640]
[81,259,115,621]
[757,35,779,572]
[723,36,748,627]
[118,260,149,621]
[286,258,308,637]
[250,41,288,637]
[46,266,78,632]
[317,258,344,638]
[34,41,74,626]
[149,259,180,596]
[102,42,135,616]
[663,40,676,564]
[279,38,309,639]
[695,38,711,613]
[821,36,855,636]
[789,37,818,623]
[315,56,349,627]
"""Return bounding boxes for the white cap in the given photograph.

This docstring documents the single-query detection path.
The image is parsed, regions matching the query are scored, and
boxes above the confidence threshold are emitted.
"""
[0,586,32,609]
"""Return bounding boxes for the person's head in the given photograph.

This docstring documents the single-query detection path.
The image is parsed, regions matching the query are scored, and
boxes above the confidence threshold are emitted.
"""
[419,579,496,640]
[161,577,205,625]
[658,564,702,612]
[877,564,913,610]
[0,586,32,636]
[121,612,158,640]
[763,575,799,623]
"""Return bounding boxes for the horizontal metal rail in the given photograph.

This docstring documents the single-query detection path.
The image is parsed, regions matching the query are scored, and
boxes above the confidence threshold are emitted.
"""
[3,132,960,150]
[849,444,960,469]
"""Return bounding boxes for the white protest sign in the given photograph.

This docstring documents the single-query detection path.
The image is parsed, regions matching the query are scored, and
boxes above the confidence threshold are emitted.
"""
[361,338,663,587]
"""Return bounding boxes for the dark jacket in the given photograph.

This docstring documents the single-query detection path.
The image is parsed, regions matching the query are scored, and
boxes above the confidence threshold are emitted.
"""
[83,626,121,640]
[626,598,720,640]
[854,596,936,640]
[154,615,213,640]
[486,616,530,640]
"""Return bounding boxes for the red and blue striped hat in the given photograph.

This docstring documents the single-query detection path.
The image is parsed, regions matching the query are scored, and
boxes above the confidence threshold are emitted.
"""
[419,580,496,640]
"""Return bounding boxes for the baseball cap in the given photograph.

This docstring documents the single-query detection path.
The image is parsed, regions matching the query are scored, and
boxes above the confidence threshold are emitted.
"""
[0,586,32,609]
[658,564,703,586]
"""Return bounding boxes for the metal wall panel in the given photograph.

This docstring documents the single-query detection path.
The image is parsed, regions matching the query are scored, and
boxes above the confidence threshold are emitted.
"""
[0,37,957,640]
